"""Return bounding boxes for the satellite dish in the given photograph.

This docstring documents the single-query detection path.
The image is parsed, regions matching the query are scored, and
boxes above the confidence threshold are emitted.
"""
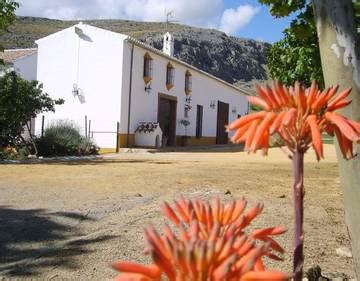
[72,83,86,104]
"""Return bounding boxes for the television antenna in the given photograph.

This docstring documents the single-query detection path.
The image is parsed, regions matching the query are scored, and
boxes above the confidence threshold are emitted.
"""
[164,9,178,29]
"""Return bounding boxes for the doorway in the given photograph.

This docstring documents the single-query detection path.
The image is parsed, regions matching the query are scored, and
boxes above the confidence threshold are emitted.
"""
[216,101,229,144]
[158,94,177,146]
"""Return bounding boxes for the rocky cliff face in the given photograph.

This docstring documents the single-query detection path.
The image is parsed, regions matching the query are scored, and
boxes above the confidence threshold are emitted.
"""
[141,31,269,84]
[0,17,270,84]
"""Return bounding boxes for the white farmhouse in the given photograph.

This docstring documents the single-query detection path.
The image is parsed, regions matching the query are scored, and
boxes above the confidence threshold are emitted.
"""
[14,23,250,149]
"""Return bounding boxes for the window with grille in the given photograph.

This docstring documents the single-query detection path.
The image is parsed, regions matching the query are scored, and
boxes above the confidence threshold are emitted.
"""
[143,53,153,84]
[185,71,192,95]
[166,63,175,90]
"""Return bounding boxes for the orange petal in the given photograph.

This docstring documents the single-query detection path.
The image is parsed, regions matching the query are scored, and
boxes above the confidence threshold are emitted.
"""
[231,198,247,221]
[112,262,161,279]
[325,112,360,141]
[254,259,265,271]
[252,227,287,238]
[242,203,263,227]
[348,119,360,134]
[227,111,267,131]
[311,88,330,112]
[282,108,297,127]
[174,199,190,223]
[294,81,306,113]
[266,85,281,109]
[241,271,290,281]
[161,202,181,226]
[273,80,286,106]
[250,112,277,152]
[327,99,352,111]
[256,84,277,109]
[244,120,260,152]
[306,115,323,160]
[323,84,339,104]
[115,273,153,281]
[269,112,286,134]
[223,201,236,224]
[306,80,318,107]
[327,87,352,109]
[248,95,271,111]
[260,130,270,156]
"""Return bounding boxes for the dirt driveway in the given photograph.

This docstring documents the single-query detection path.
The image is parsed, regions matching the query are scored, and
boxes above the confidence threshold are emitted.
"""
[0,145,355,279]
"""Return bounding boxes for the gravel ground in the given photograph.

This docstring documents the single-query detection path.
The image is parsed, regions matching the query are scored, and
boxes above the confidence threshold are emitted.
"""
[0,145,355,280]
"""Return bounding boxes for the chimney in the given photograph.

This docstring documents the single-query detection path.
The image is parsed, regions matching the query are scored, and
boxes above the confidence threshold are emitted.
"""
[163,32,174,57]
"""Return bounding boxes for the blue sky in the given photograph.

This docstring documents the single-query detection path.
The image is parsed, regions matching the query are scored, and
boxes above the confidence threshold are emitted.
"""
[223,0,295,42]
[16,0,294,43]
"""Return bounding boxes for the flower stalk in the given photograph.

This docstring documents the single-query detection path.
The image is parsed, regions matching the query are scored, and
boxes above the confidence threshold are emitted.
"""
[292,150,304,281]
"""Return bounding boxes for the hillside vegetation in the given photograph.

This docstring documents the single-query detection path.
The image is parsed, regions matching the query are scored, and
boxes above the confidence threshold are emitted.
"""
[0,17,270,84]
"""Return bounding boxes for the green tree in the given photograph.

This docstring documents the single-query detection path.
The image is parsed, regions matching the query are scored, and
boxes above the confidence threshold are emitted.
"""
[260,0,360,278]
[266,4,323,87]
[0,0,18,64]
[0,71,64,148]
[0,0,18,31]
[264,0,359,88]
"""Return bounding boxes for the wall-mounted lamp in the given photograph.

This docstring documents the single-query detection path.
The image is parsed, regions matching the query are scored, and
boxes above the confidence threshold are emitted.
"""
[210,100,216,109]
[231,106,237,114]
[145,83,152,94]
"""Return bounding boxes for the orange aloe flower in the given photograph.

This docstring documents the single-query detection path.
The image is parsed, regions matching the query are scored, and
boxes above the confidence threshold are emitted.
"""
[227,80,360,160]
[226,80,360,281]
[113,197,290,281]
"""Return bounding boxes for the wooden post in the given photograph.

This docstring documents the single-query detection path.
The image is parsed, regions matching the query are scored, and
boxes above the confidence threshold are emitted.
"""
[85,115,88,138]
[116,122,120,153]
[41,115,45,137]
[88,120,91,138]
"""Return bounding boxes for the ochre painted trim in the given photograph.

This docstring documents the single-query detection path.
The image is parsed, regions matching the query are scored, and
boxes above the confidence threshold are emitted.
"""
[166,83,174,90]
[175,136,217,146]
[143,76,152,84]
[118,134,135,148]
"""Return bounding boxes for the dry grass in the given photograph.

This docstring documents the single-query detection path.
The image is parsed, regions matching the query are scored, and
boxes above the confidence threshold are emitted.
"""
[0,144,354,279]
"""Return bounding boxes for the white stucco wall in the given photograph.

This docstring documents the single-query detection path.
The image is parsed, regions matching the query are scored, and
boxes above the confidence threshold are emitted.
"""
[14,52,38,81]
[135,127,163,147]
[121,43,249,139]
[35,23,127,148]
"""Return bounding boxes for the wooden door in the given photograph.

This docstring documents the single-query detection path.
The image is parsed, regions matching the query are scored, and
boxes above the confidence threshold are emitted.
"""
[158,96,177,146]
[196,105,203,138]
[216,101,229,144]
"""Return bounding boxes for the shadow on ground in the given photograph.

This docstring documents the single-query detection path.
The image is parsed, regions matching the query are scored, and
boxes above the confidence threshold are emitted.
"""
[0,207,116,277]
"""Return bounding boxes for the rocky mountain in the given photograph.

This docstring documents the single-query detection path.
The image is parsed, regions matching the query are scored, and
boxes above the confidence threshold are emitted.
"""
[0,17,270,85]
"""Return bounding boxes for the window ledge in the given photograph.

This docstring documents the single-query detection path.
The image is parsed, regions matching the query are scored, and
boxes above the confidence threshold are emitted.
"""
[166,83,174,91]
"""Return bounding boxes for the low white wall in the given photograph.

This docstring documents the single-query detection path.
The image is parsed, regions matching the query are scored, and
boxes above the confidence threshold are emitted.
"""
[135,129,162,147]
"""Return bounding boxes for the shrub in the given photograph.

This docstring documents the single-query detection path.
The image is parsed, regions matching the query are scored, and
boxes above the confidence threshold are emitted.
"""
[36,120,99,157]
[0,144,32,160]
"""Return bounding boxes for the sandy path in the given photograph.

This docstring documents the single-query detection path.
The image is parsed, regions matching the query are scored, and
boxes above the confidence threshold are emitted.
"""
[0,145,354,279]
